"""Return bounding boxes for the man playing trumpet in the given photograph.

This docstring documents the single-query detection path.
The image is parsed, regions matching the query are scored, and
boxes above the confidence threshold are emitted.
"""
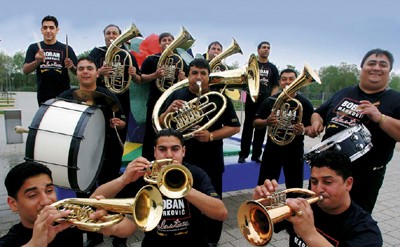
[253,151,382,246]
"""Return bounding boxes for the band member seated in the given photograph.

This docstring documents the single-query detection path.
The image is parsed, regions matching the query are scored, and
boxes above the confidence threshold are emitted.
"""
[253,151,382,246]
[0,161,133,246]
[91,128,228,247]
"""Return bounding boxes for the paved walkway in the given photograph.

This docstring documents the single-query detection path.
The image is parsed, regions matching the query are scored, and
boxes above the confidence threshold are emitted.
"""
[1,92,400,246]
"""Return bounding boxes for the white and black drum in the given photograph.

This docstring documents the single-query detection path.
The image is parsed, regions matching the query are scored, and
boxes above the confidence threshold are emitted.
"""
[26,98,105,192]
[304,124,372,162]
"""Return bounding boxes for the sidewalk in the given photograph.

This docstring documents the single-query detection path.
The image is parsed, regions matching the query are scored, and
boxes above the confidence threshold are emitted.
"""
[1,92,400,246]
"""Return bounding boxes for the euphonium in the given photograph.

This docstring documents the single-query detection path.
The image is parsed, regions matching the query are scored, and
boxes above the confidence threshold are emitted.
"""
[156,26,195,92]
[144,159,193,198]
[209,38,243,72]
[51,185,163,232]
[237,188,323,246]
[104,24,142,94]
[268,64,321,146]
[152,54,260,140]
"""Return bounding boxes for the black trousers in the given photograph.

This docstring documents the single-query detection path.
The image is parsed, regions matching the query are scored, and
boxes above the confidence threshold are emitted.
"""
[205,169,223,243]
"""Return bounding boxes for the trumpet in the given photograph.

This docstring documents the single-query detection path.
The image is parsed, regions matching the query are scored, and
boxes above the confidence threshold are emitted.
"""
[51,185,163,232]
[237,188,322,246]
[144,159,193,198]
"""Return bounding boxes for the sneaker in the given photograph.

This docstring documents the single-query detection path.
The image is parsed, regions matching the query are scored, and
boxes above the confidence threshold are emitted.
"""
[251,157,261,163]
[238,156,246,163]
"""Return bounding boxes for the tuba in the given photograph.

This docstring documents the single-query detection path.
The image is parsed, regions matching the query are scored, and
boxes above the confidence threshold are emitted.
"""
[156,26,195,92]
[104,24,142,94]
[268,64,321,146]
[51,185,163,232]
[143,159,193,198]
[237,188,323,246]
[152,54,260,140]
[209,38,243,72]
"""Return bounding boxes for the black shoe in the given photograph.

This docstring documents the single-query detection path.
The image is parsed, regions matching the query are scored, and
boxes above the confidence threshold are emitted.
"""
[208,243,218,247]
[112,237,128,247]
[251,157,261,163]
[238,156,246,163]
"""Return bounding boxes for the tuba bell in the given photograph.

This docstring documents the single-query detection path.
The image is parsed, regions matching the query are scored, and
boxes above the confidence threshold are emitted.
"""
[104,24,142,94]
[156,26,195,92]
[51,185,163,232]
[143,159,193,198]
[237,188,323,246]
[152,54,260,140]
[209,38,243,72]
[268,64,321,146]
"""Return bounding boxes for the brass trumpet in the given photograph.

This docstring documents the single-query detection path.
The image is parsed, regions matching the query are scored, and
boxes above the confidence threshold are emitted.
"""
[144,159,193,198]
[237,188,322,246]
[51,185,163,232]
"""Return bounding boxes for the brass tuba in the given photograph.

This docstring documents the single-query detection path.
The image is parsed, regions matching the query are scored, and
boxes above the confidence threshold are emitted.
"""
[209,38,243,72]
[156,26,195,92]
[237,188,323,246]
[143,159,193,198]
[104,24,142,94]
[152,54,259,140]
[51,185,163,232]
[268,64,321,146]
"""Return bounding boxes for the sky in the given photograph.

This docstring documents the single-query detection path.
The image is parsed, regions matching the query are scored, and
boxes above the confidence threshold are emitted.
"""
[1,0,400,73]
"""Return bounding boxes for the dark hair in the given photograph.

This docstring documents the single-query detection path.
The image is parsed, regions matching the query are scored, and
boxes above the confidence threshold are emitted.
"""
[41,15,58,28]
[188,58,210,74]
[77,56,97,69]
[159,32,174,43]
[103,24,121,35]
[5,161,52,199]
[360,48,394,71]
[308,151,352,180]
[257,41,270,50]
[280,68,297,78]
[155,128,184,146]
[208,41,223,51]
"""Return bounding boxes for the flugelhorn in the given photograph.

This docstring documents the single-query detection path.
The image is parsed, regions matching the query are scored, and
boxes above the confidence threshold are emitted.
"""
[104,23,142,94]
[237,188,322,246]
[51,185,163,232]
[156,26,195,92]
[268,64,321,146]
[144,159,193,198]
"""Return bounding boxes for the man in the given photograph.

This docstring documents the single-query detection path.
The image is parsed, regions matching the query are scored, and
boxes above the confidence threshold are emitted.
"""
[59,57,126,247]
[140,32,188,161]
[23,15,78,106]
[159,58,240,246]
[238,41,279,163]
[203,41,223,61]
[309,48,400,213]
[91,128,228,247]
[88,24,142,145]
[254,69,314,187]
[253,151,382,246]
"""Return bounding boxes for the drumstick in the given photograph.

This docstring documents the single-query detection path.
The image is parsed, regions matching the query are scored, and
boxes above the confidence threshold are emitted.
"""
[113,112,124,149]
[66,34,69,59]
[356,101,380,110]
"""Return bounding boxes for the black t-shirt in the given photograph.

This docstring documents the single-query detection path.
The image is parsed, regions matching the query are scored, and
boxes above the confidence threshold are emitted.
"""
[24,41,78,102]
[315,85,400,167]
[0,222,83,247]
[161,88,240,174]
[117,163,219,247]
[258,61,279,96]
[256,93,314,150]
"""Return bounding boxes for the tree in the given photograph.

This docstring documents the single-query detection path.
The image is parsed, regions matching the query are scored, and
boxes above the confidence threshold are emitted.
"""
[318,63,359,93]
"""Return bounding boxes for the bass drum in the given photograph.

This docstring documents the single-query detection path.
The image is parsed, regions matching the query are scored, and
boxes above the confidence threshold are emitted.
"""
[304,124,372,162]
[26,99,105,192]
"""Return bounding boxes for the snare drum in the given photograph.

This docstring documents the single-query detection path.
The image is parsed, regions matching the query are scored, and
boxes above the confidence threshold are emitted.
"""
[26,99,106,192]
[304,124,372,162]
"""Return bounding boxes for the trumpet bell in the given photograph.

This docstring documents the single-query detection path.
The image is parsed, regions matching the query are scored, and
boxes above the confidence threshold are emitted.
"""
[157,164,193,199]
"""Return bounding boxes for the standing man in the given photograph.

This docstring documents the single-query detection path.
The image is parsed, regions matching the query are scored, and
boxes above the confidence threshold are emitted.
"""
[253,151,382,246]
[309,48,400,213]
[253,69,314,187]
[91,128,228,247]
[23,15,78,106]
[140,32,188,161]
[159,58,240,246]
[88,24,141,145]
[238,41,279,163]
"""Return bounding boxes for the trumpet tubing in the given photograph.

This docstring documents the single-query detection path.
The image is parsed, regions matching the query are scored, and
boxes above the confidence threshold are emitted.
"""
[51,185,163,232]
[237,188,322,246]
